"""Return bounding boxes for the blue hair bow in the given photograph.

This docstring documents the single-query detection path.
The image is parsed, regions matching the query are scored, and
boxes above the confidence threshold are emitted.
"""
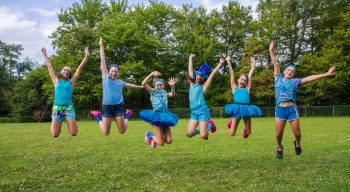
[193,64,212,79]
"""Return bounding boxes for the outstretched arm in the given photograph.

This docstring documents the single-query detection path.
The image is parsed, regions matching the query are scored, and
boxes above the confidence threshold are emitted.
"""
[269,41,280,78]
[71,47,90,86]
[41,47,57,85]
[203,58,225,94]
[142,71,161,93]
[301,66,336,85]
[100,37,108,76]
[226,56,236,92]
[125,82,144,89]
[247,57,256,91]
[167,77,177,97]
[188,54,195,82]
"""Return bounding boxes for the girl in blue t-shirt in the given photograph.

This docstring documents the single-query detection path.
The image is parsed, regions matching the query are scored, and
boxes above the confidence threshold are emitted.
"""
[41,47,89,137]
[90,37,143,136]
[269,41,336,159]
[187,54,224,140]
[140,71,178,148]
[224,56,262,139]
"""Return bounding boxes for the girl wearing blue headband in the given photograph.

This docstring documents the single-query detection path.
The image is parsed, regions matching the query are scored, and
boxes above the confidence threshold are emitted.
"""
[186,54,224,140]
[90,37,143,136]
[140,71,178,148]
[270,41,336,159]
[225,56,262,139]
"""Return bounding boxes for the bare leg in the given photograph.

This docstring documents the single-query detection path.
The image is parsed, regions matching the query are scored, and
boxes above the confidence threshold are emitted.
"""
[289,118,301,147]
[116,115,129,134]
[187,119,199,137]
[66,119,78,136]
[153,125,165,146]
[230,118,240,136]
[275,118,287,151]
[100,117,112,135]
[198,121,209,140]
[163,126,172,144]
[51,120,62,137]
[243,118,252,136]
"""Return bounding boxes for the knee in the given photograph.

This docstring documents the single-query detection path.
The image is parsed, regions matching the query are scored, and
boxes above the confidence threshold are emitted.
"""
[200,133,208,140]
[187,133,194,137]
[52,134,60,138]
[71,133,77,136]
[230,131,236,136]
[102,131,110,136]
[165,139,172,144]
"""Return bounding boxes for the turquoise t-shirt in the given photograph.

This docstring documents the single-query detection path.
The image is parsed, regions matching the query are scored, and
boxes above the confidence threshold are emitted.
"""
[275,73,302,105]
[189,84,208,113]
[233,87,250,104]
[54,79,73,105]
[150,89,168,112]
[102,74,126,105]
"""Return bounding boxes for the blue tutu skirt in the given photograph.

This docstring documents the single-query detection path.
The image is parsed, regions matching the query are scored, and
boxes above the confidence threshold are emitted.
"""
[225,103,262,118]
[140,110,178,127]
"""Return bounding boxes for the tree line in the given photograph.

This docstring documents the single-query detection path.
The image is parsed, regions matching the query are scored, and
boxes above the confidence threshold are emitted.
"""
[1,0,349,122]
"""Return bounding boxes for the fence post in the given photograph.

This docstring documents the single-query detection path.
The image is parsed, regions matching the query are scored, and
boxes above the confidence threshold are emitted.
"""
[304,106,307,117]
[333,105,335,117]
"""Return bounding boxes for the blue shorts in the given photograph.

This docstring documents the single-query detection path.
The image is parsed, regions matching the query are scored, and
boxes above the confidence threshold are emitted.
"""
[190,108,211,121]
[52,105,75,121]
[102,104,124,117]
[275,105,299,121]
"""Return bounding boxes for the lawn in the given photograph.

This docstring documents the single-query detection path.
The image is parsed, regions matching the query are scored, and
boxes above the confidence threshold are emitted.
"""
[0,117,349,191]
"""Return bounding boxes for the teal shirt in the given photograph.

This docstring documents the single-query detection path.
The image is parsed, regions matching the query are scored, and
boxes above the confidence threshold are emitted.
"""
[189,84,208,113]
[102,74,126,105]
[233,87,250,104]
[150,89,168,112]
[54,79,73,105]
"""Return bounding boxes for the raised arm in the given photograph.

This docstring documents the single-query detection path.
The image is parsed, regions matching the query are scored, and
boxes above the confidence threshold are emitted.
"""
[188,54,195,81]
[71,47,90,86]
[41,47,57,85]
[167,77,177,97]
[203,58,224,94]
[247,56,256,91]
[125,82,144,89]
[142,71,161,93]
[269,41,280,78]
[226,56,236,92]
[301,66,336,85]
[100,37,108,76]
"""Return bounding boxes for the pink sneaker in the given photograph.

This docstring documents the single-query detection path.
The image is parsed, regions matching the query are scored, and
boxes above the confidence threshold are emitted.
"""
[208,120,217,133]
[90,111,101,117]
[227,119,232,129]
[150,139,157,148]
[126,109,133,116]
[243,127,249,139]
[144,131,152,145]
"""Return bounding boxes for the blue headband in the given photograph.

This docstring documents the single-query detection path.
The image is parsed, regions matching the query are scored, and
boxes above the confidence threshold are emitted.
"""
[109,64,119,70]
[154,78,165,85]
[193,64,212,79]
[283,64,296,73]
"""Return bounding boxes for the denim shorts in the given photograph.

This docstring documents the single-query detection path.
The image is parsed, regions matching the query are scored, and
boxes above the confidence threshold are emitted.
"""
[275,105,299,121]
[52,105,76,121]
[190,108,211,121]
[102,104,124,117]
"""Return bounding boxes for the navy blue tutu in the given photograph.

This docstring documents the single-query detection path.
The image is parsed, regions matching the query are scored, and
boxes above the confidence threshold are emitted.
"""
[140,110,178,127]
[225,103,262,118]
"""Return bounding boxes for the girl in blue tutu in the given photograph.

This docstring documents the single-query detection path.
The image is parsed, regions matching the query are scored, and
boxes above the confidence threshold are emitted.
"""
[225,56,262,139]
[187,54,223,140]
[140,71,178,148]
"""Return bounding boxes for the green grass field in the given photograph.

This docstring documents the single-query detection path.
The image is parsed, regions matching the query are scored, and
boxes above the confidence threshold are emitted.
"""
[1,117,349,191]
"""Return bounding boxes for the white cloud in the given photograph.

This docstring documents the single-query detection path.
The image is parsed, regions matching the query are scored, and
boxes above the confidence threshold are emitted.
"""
[28,8,59,17]
[195,0,226,11]
[0,6,36,31]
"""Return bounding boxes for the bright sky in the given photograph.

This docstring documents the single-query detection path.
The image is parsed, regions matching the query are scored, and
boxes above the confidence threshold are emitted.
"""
[0,0,258,63]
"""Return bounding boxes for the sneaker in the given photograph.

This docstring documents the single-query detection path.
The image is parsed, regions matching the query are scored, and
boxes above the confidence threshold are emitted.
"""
[242,127,249,139]
[150,139,157,148]
[277,145,283,159]
[126,109,133,116]
[227,120,232,129]
[144,131,152,145]
[90,111,101,117]
[208,120,217,133]
[294,141,302,155]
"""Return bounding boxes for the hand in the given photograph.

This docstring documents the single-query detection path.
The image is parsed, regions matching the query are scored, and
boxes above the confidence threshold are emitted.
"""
[250,57,256,66]
[219,58,225,64]
[84,47,90,57]
[189,53,195,58]
[151,71,161,77]
[326,66,336,76]
[99,36,103,46]
[225,56,231,62]
[168,77,177,86]
[41,47,47,56]
[269,41,276,52]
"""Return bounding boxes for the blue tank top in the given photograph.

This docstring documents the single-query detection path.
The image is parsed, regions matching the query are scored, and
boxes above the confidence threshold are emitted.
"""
[54,79,73,105]
[102,75,125,105]
[275,74,302,105]
[189,84,207,112]
[233,87,250,104]
[150,89,168,112]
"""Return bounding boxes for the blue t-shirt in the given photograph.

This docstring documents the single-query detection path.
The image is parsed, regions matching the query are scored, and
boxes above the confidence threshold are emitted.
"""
[54,79,73,105]
[102,74,126,105]
[233,87,250,104]
[150,89,168,112]
[275,73,302,105]
[189,84,208,113]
